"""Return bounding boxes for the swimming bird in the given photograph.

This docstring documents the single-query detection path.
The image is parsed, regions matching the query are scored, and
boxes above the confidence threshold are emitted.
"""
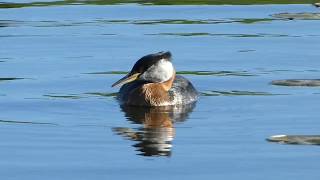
[112,51,198,106]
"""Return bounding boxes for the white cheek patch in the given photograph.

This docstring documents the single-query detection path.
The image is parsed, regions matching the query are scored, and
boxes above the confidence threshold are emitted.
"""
[141,59,174,82]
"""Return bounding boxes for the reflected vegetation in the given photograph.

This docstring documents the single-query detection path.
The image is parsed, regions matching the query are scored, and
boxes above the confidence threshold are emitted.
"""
[267,135,320,145]
[129,18,274,25]
[43,94,83,99]
[43,92,119,99]
[2,16,315,29]
[177,71,254,76]
[272,79,320,86]
[147,32,293,37]
[3,18,279,29]
[126,19,229,25]
[86,71,127,75]
[85,92,118,97]
[0,119,57,125]
[233,18,275,24]
[87,70,255,76]
[113,103,196,157]
[0,0,317,8]
[201,90,284,96]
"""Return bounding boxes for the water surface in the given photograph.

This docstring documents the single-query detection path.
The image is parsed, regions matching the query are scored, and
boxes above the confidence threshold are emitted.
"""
[1,1,320,180]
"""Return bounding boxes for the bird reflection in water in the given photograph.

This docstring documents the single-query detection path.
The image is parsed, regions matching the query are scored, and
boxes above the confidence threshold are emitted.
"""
[113,103,196,157]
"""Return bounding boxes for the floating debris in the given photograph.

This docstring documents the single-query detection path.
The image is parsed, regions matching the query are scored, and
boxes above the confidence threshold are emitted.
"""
[271,79,320,86]
[272,13,320,20]
[267,135,320,145]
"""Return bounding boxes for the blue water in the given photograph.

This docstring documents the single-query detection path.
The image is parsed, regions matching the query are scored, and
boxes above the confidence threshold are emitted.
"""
[1,3,320,180]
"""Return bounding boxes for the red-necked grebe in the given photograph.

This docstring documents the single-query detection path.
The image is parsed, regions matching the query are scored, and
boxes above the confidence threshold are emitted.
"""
[112,51,198,106]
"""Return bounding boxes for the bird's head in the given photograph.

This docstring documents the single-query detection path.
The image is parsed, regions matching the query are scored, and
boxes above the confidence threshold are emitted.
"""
[112,51,175,87]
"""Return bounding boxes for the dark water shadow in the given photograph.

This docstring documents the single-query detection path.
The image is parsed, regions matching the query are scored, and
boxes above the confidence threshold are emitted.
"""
[0,20,21,28]
[0,77,24,82]
[267,135,320,145]
[113,103,196,157]
[271,79,320,87]
[0,35,51,38]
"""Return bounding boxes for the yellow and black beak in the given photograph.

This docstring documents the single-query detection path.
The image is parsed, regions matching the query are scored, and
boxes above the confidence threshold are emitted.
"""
[111,73,141,87]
